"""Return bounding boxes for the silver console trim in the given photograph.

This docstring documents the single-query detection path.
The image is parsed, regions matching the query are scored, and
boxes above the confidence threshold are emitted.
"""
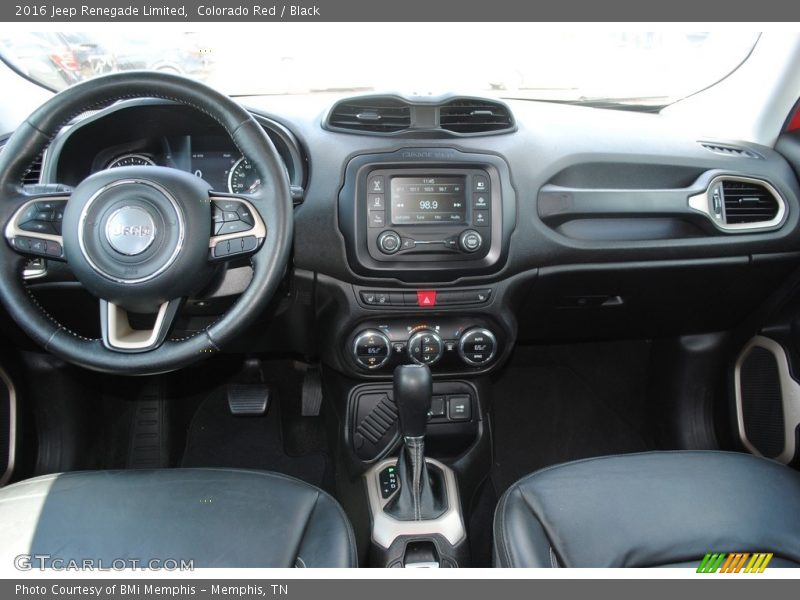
[365,457,466,550]
[734,335,800,464]
[0,366,17,487]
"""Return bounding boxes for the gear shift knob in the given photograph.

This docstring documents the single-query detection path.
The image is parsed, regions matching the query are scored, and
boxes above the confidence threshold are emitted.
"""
[393,363,433,439]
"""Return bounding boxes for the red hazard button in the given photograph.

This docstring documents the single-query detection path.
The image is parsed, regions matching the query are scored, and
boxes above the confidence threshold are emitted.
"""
[417,290,437,307]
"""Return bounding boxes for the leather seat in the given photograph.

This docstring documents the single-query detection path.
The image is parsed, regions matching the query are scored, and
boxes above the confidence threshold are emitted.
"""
[0,468,356,568]
[493,451,800,568]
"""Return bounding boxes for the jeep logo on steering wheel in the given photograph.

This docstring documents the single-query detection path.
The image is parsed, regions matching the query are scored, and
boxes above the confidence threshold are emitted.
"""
[104,206,157,256]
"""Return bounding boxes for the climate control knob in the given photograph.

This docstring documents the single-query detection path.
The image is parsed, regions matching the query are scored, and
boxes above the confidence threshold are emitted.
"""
[407,330,444,366]
[352,329,392,369]
[458,328,497,367]
[378,230,401,254]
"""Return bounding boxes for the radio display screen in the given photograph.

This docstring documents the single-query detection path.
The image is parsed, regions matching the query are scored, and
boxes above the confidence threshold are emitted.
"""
[390,176,467,225]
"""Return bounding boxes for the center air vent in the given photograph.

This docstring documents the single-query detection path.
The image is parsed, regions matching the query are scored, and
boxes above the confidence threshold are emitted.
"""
[690,175,786,232]
[327,98,411,133]
[439,100,514,134]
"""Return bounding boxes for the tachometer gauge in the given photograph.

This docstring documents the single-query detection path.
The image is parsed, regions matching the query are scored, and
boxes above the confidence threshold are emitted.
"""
[107,154,156,168]
[228,157,261,194]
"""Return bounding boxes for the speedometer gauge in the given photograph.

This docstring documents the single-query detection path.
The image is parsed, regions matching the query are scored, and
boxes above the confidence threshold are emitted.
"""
[228,157,261,194]
[107,154,156,168]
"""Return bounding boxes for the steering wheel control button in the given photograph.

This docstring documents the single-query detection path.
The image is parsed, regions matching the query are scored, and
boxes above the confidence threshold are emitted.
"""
[458,328,497,367]
[212,235,259,259]
[217,220,252,235]
[408,330,444,366]
[459,230,483,253]
[448,395,472,421]
[104,206,157,256]
[353,329,392,369]
[378,230,401,254]
[416,290,437,307]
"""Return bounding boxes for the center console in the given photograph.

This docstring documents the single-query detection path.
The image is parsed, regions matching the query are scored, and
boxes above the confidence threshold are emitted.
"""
[324,147,517,566]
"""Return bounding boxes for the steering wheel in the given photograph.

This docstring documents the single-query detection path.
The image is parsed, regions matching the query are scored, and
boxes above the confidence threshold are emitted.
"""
[0,72,293,375]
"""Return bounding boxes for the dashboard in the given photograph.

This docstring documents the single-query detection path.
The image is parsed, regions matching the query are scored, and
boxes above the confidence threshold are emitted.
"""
[7,91,800,381]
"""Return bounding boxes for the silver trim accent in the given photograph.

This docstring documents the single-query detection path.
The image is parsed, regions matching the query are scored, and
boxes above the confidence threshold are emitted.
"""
[688,175,787,233]
[104,300,172,351]
[4,196,67,245]
[352,329,392,370]
[208,195,267,247]
[78,179,185,285]
[458,328,497,367]
[365,457,466,550]
[107,153,156,169]
[22,258,47,280]
[734,336,800,464]
[408,330,444,366]
[0,366,17,487]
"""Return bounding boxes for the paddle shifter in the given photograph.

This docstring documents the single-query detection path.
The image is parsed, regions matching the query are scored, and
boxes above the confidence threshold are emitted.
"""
[385,364,446,521]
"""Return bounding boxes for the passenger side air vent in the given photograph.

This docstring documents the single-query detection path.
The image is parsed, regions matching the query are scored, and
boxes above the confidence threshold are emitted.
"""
[439,99,514,134]
[327,98,411,133]
[700,142,761,159]
[690,175,786,232]
[720,179,780,224]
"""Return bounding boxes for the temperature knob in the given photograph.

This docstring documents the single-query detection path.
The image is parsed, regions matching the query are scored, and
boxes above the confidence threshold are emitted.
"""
[458,328,496,366]
[352,329,392,369]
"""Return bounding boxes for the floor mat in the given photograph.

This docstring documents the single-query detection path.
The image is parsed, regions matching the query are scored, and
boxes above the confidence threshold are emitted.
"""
[180,363,330,492]
[490,341,656,494]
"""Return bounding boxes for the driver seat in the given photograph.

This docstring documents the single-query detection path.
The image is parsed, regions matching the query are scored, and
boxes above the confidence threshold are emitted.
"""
[0,468,356,568]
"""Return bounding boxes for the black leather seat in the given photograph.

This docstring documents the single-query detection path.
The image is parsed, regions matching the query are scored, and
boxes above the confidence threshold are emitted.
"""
[493,451,800,568]
[0,468,356,568]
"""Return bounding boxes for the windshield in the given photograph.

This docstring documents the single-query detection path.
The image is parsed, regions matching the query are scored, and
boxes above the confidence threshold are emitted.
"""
[0,27,760,107]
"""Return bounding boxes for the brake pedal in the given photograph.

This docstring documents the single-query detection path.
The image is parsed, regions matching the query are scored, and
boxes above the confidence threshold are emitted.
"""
[227,384,270,416]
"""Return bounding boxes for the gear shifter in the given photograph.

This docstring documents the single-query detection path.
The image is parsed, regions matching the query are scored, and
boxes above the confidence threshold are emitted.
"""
[385,364,446,521]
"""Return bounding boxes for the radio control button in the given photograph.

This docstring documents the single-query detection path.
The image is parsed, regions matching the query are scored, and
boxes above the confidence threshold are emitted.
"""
[459,230,483,253]
[474,210,489,226]
[473,175,489,193]
[368,175,385,193]
[473,193,490,209]
[368,194,385,210]
[378,230,401,254]
[369,211,386,228]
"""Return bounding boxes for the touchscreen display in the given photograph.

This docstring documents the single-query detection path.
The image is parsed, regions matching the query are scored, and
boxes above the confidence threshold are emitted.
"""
[390,176,467,225]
